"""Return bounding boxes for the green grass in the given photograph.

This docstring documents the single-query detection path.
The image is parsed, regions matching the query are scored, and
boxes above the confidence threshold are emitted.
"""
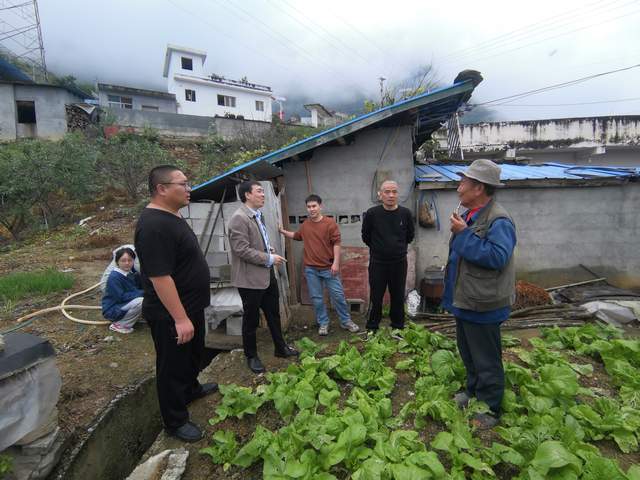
[0,269,74,303]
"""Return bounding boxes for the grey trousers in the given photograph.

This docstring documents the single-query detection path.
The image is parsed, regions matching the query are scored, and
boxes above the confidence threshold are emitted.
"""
[113,297,143,328]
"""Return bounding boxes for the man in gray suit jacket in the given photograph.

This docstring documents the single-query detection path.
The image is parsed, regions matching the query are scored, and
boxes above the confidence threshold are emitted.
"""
[228,180,298,373]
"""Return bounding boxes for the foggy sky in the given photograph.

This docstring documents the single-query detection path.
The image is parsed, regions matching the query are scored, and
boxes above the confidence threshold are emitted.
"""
[19,0,640,120]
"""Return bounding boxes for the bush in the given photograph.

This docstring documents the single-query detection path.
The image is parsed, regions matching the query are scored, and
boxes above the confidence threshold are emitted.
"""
[195,123,314,184]
[0,133,98,239]
[97,129,180,199]
[0,268,74,303]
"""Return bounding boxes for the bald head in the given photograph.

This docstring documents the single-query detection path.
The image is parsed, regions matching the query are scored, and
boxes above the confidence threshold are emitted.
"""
[378,180,399,210]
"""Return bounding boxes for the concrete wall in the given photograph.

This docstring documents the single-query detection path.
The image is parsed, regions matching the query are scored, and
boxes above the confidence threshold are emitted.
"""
[435,116,640,166]
[0,84,17,140]
[0,84,81,140]
[415,182,640,289]
[459,116,640,147]
[98,90,176,113]
[461,147,640,167]
[281,125,416,303]
[107,108,273,139]
[282,125,416,245]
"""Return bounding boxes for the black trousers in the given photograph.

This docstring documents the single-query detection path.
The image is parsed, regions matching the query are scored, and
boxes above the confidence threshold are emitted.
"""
[238,270,288,358]
[146,307,205,429]
[455,318,504,415]
[366,258,407,330]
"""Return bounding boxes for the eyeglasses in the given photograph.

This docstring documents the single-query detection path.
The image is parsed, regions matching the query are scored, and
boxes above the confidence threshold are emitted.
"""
[161,182,192,190]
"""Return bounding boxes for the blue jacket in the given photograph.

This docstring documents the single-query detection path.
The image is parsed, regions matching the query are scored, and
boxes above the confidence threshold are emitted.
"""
[441,210,516,324]
[101,269,143,321]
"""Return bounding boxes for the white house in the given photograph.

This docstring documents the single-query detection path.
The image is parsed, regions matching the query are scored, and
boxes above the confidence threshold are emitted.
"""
[163,44,273,122]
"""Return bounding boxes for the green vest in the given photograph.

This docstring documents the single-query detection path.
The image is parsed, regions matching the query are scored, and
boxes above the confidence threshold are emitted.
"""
[452,199,516,312]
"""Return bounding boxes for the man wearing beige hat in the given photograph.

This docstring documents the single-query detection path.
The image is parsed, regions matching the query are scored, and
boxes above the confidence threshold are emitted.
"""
[441,159,516,429]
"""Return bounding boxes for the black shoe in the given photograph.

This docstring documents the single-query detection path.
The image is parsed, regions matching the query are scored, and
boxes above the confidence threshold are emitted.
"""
[247,356,266,374]
[188,382,218,404]
[274,345,299,358]
[165,421,203,442]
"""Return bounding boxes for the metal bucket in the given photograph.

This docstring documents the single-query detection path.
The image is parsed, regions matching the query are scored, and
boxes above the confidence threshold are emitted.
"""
[420,267,445,307]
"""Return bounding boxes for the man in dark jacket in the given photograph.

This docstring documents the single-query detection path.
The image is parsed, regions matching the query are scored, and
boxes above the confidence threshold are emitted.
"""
[442,159,516,429]
[361,180,414,332]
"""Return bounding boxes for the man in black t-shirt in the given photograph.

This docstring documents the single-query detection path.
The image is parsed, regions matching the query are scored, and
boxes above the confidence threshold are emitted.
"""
[134,165,217,443]
[361,180,415,333]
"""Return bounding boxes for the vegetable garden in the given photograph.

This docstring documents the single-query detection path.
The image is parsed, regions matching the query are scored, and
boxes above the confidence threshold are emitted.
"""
[200,322,640,479]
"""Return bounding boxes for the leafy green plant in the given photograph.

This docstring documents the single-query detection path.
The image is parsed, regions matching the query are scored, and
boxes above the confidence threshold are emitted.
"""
[201,323,640,479]
[200,430,239,471]
[0,454,12,478]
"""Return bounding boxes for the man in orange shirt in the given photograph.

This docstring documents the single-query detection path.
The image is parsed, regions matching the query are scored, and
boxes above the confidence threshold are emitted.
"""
[280,194,360,336]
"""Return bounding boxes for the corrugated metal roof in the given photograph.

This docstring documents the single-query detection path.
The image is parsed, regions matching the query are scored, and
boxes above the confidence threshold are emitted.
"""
[191,79,478,201]
[415,162,639,183]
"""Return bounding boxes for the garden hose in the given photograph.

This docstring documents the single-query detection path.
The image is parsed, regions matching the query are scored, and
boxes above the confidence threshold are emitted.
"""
[13,281,107,327]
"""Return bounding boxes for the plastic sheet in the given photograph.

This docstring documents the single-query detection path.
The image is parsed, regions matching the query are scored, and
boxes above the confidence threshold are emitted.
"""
[0,358,61,451]
[582,300,639,326]
[205,287,243,330]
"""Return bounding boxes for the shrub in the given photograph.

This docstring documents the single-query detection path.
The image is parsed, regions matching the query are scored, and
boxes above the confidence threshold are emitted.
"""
[97,129,181,199]
[0,133,98,239]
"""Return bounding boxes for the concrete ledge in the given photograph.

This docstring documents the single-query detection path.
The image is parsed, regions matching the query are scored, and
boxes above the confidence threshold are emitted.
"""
[49,375,161,480]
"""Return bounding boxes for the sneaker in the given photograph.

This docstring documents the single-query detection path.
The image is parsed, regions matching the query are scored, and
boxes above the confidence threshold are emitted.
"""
[454,391,471,409]
[340,321,360,333]
[109,323,133,334]
[318,325,329,336]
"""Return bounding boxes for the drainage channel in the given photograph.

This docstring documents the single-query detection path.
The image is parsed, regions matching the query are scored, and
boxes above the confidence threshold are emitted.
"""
[50,375,162,480]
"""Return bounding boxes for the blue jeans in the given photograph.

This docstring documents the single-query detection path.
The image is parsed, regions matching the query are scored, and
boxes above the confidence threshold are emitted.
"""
[304,266,351,327]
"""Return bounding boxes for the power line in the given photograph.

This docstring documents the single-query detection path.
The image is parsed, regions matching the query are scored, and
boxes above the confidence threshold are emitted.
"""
[439,0,628,64]
[473,63,640,106]
[450,5,640,69]
[164,0,290,72]
[487,97,640,107]
[218,0,341,75]
[276,0,370,64]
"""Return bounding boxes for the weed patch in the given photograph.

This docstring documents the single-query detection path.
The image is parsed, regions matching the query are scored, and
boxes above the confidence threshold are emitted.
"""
[0,268,74,303]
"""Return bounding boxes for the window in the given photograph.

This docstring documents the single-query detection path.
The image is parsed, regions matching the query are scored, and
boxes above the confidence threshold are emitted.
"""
[16,101,36,123]
[255,100,264,111]
[141,105,159,111]
[185,89,196,102]
[107,94,132,109]
[217,94,236,107]
[181,57,193,70]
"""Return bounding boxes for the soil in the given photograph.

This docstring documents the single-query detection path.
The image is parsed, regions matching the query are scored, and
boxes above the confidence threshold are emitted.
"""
[1,209,639,478]
[0,209,156,447]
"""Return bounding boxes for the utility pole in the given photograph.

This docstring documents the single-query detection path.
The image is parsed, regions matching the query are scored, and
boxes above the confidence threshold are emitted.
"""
[378,76,386,107]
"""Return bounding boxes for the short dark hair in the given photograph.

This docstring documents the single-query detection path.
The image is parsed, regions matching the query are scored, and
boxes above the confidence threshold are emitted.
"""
[238,181,261,203]
[115,247,136,263]
[148,165,181,196]
[305,194,322,205]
